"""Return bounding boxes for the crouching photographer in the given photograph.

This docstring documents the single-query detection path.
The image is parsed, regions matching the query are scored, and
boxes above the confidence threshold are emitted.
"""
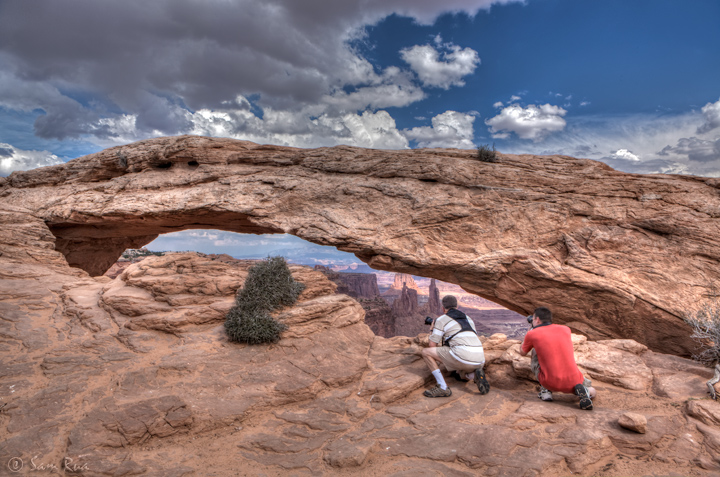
[520,307,597,410]
[420,295,490,398]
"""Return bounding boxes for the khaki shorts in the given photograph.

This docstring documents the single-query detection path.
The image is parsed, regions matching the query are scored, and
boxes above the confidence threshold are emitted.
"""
[435,346,483,373]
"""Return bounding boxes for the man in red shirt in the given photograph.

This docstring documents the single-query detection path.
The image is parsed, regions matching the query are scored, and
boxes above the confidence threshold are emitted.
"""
[520,307,596,410]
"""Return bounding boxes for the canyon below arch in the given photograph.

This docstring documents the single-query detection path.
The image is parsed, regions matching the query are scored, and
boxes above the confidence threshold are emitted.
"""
[1,135,720,475]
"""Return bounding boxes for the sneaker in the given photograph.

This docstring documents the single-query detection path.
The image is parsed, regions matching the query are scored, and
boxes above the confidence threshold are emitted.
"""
[474,368,490,395]
[538,387,553,401]
[423,385,452,398]
[574,383,593,410]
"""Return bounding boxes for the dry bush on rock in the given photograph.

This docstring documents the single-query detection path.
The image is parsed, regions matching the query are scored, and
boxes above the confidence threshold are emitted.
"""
[476,144,498,163]
[225,256,305,344]
[684,291,720,399]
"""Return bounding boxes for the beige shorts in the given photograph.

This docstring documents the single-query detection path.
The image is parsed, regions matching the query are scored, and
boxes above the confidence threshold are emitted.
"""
[435,346,482,373]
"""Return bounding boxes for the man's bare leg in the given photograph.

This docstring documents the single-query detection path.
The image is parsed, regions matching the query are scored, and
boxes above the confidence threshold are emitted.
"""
[421,347,448,392]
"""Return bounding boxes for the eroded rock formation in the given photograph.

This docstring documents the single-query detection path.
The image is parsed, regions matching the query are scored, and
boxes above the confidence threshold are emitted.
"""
[2,135,720,354]
[428,278,443,316]
[317,268,380,300]
[1,251,720,475]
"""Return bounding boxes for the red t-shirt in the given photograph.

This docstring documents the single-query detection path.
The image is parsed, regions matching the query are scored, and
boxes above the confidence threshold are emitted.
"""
[521,324,584,394]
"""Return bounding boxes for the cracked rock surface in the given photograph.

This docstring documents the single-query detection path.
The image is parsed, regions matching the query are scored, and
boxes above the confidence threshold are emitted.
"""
[3,136,720,354]
[1,252,720,476]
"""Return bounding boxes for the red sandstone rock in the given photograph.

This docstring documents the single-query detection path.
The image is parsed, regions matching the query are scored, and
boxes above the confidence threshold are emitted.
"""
[1,251,720,475]
[428,278,443,316]
[618,412,648,433]
[4,137,720,475]
[2,136,716,354]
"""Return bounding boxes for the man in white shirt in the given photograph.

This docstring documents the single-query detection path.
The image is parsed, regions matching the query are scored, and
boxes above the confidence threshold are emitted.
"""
[420,295,489,397]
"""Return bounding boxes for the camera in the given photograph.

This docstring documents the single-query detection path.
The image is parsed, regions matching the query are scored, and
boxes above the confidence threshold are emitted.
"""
[425,316,433,325]
[526,314,534,324]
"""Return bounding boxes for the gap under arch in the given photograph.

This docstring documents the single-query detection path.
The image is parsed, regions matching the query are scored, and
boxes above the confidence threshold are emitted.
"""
[108,229,526,339]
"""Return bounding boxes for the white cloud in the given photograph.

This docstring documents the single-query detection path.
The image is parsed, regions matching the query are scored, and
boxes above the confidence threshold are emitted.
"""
[510,95,522,102]
[485,103,567,141]
[493,101,504,108]
[400,43,480,89]
[0,143,64,176]
[187,102,409,149]
[498,108,720,176]
[403,111,475,148]
[610,149,640,162]
[697,97,720,134]
[340,110,409,149]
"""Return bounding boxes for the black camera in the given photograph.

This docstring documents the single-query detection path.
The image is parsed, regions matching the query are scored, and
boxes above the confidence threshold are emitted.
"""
[526,314,534,324]
[425,316,433,325]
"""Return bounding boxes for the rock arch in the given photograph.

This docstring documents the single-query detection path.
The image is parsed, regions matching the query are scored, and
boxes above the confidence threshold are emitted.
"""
[3,135,720,356]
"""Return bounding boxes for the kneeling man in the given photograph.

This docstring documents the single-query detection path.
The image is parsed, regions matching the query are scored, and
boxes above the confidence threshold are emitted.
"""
[421,295,489,397]
[520,307,596,410]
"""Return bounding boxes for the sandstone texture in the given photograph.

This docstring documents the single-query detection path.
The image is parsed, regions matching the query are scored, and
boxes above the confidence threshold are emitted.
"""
[3,136,720,475]
[316,268,380,300]
[618,412,648,434]
[2,136,720,355]
[1,250,720,476]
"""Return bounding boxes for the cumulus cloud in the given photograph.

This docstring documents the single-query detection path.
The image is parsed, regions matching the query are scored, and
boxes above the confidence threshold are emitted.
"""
[0,0,514,144]
[400,42,480,89]
[0,143,64,176]
[403,111,476,148]
[322,69,425,112]
[499,109,720,176]
[485,103,567,141]
[187,101,409,149]
[659,137,720,163]
[697,97,720,134]
[609,148,640,162]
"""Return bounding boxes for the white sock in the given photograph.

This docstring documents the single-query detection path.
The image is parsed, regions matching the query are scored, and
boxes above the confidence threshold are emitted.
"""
[465,372,474,380]
[432,369,447,390]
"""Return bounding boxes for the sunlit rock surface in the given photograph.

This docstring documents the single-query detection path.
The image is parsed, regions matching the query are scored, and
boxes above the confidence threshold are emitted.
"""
[0,252,719,475]
[2,136,720,474]
[3,136,720,354]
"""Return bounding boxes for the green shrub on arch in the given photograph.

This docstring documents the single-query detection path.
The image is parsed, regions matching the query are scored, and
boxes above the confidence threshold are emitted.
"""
[225,256,305,344]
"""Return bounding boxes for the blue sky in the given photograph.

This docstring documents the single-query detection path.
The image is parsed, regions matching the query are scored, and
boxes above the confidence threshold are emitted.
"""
[1,0,719,259]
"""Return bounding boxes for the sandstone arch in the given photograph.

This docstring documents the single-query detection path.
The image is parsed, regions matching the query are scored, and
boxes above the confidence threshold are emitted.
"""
[3,135,720,356]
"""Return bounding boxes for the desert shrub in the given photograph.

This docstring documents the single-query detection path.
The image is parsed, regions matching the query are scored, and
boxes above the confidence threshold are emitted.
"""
[225,256,305,344]
[476,143,498,163]
[683,292,720,366]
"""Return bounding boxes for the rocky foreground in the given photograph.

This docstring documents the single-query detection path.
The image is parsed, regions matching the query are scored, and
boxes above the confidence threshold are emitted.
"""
[1,252,719,476]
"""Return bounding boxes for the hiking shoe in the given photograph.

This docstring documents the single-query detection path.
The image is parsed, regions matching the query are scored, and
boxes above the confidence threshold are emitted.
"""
[474,368,490,395]
[423,385,452,398]
[450,370,470,382]
[538,387,553,401]
[574,383,593,410]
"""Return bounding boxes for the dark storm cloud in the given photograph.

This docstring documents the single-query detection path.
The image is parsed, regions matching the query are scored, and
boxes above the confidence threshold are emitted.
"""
[0,0,510,141]
[0,147,13,158]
